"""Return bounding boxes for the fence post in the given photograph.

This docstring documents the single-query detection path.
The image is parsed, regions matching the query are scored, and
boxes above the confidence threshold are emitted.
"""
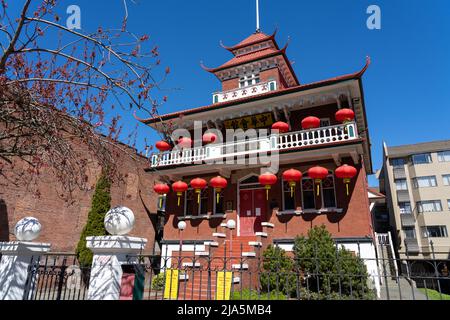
[86,235,147,300]
[0,241,51,300]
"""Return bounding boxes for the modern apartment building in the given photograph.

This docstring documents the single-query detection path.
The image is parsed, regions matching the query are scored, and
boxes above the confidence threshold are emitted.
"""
[379,140,450,260]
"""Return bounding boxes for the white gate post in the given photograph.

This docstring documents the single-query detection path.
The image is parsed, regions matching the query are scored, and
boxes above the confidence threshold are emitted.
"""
[0,217,50,300]
[86,235,147,300]
[86,206,147,300]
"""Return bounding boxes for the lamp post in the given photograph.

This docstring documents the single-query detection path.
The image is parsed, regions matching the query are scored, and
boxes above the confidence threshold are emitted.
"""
[177,221,186,257]
[226,219,236,262]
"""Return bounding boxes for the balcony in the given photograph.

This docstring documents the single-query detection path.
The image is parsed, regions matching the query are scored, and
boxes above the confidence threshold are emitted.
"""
[396,190,410,202]
[400,214,415,227]
[393,167,406,179]
[404,238,420,254]
[212,80,277,104]
[150,122,358,169]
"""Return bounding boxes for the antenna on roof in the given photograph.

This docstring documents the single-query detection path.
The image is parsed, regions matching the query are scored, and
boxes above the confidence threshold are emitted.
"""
[256,0,260,32]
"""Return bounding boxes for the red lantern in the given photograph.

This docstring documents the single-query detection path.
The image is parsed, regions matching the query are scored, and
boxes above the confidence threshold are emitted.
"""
[154,183,170,208]
[178,137,192,149]
[210,176,228,203]
[301,116,320,130]
[308,166,329,196]
[271,121,289,133]
[190,178,207,204]
[156,141,171,152]
[335,164,357,196]
[172,181,188,206]
[258,173,278,200]
[202,132,217,144]
[282,169,302,198]
[335,108,355,123]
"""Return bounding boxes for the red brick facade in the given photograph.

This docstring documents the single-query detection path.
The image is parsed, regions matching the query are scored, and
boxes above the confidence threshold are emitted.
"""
[0,141,159,253]
[162,157,373,242]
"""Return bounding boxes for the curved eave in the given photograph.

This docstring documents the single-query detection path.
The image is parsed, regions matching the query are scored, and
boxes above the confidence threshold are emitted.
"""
[138,57,371,125]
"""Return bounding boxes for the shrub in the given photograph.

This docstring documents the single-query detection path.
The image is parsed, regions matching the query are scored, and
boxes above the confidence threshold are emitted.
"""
[260,245,296,296]
[152,272,166,291]
[231,289,286,300]
[293,225,374,299]
[75,173,111,267]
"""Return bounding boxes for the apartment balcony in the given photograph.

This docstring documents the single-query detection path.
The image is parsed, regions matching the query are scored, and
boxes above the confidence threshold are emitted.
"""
[404,238,420,254]
[393,166,407,179]
[396,190,410,202]
[400,213,415,227]
[150,122,359,169]
[212,80,277,104]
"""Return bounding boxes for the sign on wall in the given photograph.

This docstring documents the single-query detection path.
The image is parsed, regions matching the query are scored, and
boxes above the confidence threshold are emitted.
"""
[223,112,274,130]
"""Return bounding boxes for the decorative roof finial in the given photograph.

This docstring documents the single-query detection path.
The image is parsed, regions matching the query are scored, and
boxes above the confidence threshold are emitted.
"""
[256,0,260,32]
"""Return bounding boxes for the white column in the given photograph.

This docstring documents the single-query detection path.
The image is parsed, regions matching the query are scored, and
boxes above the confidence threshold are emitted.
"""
[0,241,51,300]
[86,235,147,300]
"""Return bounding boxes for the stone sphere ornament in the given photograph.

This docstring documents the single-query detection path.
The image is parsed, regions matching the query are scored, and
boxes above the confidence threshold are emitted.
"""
[104,206,135,236]
[226,219,236,230]
[14,217,42,241]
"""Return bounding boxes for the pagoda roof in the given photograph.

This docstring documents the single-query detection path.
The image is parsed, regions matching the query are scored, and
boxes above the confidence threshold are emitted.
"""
[221,30,278,52]
[201,46,285,73]
[136,57,371,125]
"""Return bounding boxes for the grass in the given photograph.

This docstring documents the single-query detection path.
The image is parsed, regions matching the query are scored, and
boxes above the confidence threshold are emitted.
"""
[418,288,450,300]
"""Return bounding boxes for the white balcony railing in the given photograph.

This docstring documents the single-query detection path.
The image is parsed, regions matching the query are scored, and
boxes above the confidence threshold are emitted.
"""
[212,80,277,104]
[150,122,358,168]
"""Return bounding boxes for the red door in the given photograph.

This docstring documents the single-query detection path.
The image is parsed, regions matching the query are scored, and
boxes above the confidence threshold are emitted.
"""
[239,189,266,236]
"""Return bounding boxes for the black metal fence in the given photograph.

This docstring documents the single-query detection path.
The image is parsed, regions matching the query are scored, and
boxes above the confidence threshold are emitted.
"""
[13,245,450,300]
[23,253,90,300]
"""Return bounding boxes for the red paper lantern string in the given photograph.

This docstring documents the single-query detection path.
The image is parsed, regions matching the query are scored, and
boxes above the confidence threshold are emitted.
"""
[282,169,302,198]
[335,164,357,196]
[308,166,329,196]
[258,173,278,200]
[172,181,188,206]
[190,178,207,204]
[209,176,228,203]
[153,183,170,208]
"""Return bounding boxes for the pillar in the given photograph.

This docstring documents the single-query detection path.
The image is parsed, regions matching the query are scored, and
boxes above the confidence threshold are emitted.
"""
[86,235,147,300]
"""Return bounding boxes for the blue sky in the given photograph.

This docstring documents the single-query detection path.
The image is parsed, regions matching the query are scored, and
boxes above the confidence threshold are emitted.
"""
[7,1,450,186]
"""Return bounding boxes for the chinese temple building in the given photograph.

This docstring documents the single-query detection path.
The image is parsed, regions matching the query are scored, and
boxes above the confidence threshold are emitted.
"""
[137,29,379,298]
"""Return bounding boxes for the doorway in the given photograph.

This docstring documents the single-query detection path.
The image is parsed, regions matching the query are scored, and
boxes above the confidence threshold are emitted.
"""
[238,175,267,236]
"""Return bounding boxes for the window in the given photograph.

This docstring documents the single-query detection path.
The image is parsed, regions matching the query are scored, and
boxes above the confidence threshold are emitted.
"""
[239,73,260,88]
[447,199,450,210]
[417,200,442,213]
[412,176,437,188]
[411,153,432,165]
[395,179,408,190]
[398,202,412,214]
[391,158,405,167]
[184,188,195,216]
[404,228,416,239]
[442,174,450,186]
[213,189,224,214]
[322,175,336,208]
[302,178,315,209]
[422,226,448,238]
[184,188,209,216]
[282,180,296,211]
[438,151,450,162]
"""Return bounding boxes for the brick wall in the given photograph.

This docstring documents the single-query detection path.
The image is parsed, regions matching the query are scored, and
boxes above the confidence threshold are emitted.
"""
[0,141,159,253]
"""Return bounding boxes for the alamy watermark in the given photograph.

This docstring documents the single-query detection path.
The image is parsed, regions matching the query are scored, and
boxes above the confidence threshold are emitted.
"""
[367,5,381,30]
